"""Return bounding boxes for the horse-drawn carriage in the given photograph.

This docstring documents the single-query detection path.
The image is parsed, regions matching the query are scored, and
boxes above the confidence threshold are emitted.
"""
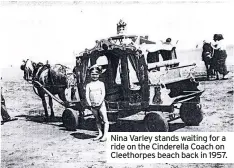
[61,34,204,132]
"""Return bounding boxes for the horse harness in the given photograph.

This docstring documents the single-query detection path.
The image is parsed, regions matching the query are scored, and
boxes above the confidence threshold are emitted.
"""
[32,64,71,88]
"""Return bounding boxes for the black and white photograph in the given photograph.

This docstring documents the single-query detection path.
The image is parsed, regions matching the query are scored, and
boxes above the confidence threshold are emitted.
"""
[1,1,234,168]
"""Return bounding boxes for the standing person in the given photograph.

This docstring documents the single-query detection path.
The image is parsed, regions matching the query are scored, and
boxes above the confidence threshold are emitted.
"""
[85,65,109,142]
[211,34,229,79]
[1,78,18,125]
[1,93,18,125]
[1,94,11,123]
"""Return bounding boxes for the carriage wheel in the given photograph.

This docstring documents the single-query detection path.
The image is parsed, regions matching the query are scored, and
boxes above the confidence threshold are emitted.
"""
[144,112,169,132]
[62,108,79,131]
[180,103,203,126]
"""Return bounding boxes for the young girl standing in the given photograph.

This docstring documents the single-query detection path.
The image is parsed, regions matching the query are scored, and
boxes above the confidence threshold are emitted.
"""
[86,65,109,142]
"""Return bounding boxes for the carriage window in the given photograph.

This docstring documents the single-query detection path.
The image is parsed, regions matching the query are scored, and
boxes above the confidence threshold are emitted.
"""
[160,50,173,61]
[96,55,108,67]
[88,58,91,67]
[115,59,121,84]
[127,58,141,90]
[93,54,121,90]
[147,52,160,63]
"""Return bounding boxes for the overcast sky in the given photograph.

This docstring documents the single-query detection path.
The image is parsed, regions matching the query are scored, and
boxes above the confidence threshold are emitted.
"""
[0,1,234,68]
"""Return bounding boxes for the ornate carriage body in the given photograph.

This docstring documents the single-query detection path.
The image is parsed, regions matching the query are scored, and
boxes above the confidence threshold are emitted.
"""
[61,35,203,131]
[61,34,204,132]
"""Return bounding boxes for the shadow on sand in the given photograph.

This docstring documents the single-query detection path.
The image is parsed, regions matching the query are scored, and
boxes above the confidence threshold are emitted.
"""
[70,132,96,139]
[195,76,217,82]
[16,111,186,135]
[169,122,186,132]
[74,117,186,133]
[71,118,187,140]
[16,114,62,123]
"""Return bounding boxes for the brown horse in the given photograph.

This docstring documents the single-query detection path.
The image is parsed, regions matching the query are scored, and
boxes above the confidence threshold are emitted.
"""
[21,60,74,121]
[202,42,218,80]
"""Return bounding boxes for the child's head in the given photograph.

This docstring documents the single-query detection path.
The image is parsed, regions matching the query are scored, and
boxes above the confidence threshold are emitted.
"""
[90,65,101,81]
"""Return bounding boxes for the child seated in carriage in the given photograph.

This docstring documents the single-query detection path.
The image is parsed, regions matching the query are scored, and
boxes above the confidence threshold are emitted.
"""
[85,65,109,142]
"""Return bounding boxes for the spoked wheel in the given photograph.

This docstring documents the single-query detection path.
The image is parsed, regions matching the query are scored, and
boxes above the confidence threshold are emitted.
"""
[144,112,169,132]
[180,103,203,126]
[62,108,79,131]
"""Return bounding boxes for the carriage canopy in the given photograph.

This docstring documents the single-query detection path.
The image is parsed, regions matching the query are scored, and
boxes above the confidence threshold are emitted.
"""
[74,34,182,107]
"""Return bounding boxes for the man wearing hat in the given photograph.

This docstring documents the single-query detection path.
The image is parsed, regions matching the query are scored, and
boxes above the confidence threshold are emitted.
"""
[85,64,109,142]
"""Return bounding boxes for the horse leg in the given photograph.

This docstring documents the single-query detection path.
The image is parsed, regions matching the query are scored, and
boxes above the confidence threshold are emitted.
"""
[58,90,69,107]
[216,71,219,80]
[42,97,49,120]
[38,90,49,120]
[48,96,54,118]
[23,71,26,80]
[26,70,30,80]
[205,63,210,80]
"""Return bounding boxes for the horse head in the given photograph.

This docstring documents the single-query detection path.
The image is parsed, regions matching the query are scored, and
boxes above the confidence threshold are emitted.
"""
[202,42,216,80]
[20,60,26,71]
[32,62,44,80]
[202,42,213,61]
[20,59,45,82]
[202,42,213,53]
[20,59,36,81]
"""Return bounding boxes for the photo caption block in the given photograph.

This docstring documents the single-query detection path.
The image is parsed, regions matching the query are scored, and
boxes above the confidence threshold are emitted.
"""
[107,132,234,163]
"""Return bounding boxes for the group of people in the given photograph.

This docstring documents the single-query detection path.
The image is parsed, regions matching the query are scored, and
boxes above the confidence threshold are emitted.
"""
[2,33,229,142]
